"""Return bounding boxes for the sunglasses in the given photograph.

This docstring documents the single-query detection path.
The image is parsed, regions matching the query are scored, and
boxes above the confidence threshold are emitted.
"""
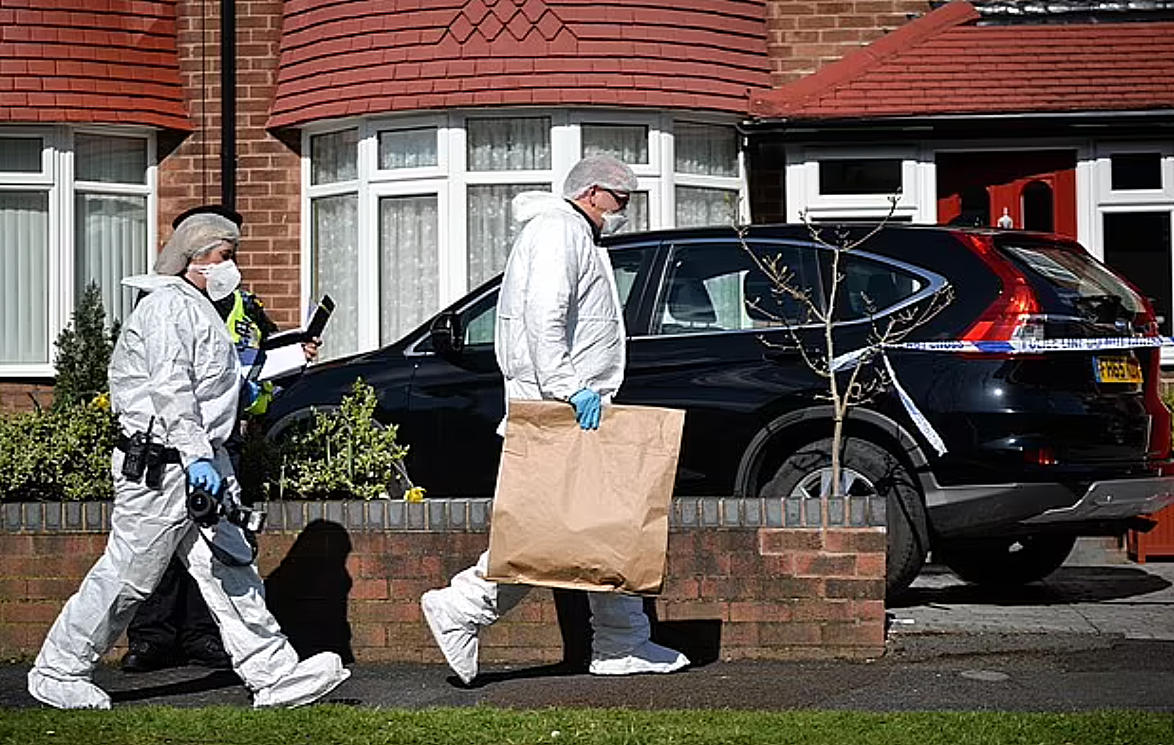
[599,187,631,209]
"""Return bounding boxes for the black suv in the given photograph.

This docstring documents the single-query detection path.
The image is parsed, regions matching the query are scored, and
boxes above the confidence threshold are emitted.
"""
[263,224,1174,599]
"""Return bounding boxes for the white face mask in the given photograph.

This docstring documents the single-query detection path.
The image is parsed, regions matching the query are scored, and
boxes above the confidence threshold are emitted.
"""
[195,259,241,302]
[600,211,629,236]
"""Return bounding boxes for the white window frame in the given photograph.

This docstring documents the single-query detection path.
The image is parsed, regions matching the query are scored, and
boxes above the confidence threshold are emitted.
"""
[300,108,748,356]
[0,125,156,378]
[786,145,928,223]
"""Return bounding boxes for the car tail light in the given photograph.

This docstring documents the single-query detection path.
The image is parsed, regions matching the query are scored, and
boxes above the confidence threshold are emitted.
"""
[1024,446,1057,466]
[1133,297,1173,463]
[956,233,1044,343]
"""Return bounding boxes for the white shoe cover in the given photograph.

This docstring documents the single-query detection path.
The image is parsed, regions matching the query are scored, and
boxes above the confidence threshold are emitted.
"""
[252,651,350,709]
[589,640,690,676]
[421,589,479,684]
[27,668,111,710]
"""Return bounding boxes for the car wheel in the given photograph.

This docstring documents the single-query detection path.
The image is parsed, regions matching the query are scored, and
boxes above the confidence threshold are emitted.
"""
[760,437,928,602]
[935,534,1076,588]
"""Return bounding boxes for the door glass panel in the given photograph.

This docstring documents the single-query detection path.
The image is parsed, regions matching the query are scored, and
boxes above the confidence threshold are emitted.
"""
[1022,181,1054,233]
[1111,153,1162,191]
[1103,212,1173,335]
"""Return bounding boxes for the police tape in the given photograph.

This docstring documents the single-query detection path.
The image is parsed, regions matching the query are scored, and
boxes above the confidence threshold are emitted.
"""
[829,335,1173,457]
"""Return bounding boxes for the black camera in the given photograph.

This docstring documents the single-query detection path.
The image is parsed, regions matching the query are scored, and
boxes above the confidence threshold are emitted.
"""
[187,483,266,532]
[187,484,223,527]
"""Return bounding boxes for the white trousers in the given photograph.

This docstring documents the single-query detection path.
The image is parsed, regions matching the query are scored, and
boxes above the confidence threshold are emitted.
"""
[31,450,299,693]
[446,551,651,658]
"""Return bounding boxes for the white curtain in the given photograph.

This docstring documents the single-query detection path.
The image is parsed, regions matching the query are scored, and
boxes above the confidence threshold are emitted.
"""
[379,128,438,170]
[676,186,738,227]
[312,194,358,359]
[467,117,550,171]
[311,129,358,185]
[379,194,438,345]
[675,122,738,177]
[75,193,147,324]
[467,183,546,288]
[582,124,648,164]
[0,191,49,363]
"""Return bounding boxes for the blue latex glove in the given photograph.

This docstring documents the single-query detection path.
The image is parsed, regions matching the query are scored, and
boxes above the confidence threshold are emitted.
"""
[569,388,602,430]
[187,459,222,496]
[242,380,261,408]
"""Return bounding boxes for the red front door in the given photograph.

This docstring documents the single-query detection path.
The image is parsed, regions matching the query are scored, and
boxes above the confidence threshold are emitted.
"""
[937,150,1077,238]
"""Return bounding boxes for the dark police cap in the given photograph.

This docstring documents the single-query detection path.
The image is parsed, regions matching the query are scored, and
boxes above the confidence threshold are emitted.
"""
[172,204,243,230]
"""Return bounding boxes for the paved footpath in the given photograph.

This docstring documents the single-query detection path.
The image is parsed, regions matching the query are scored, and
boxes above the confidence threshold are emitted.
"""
[3,553,1172,712]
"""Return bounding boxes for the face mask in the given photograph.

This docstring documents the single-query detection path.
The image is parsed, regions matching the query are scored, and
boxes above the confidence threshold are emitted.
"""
[600,211,629,236]
[196,259,241,302]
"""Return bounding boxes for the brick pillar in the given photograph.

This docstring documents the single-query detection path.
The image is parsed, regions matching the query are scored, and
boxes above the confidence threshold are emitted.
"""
[763,0,929,86]
[159,0,302,327]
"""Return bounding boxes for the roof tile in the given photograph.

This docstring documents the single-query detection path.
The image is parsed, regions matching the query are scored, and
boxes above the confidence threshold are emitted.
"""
[269,0,770,129]
[752,2,1174,119]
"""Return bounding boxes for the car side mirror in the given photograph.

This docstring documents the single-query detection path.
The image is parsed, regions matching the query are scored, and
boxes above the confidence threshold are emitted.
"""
[430,312,464,358]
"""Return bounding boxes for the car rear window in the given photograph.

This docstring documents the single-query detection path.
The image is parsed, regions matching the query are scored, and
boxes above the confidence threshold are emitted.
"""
[1000,241,1146,316]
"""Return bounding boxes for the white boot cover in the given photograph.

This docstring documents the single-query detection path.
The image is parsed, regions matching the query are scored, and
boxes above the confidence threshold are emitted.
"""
[27,668,111,710]
[252,651,351,708]
[587,593,689,676]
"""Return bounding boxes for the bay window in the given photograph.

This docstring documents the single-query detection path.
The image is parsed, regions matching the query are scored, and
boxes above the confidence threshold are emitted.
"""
[0,128,153,376]
[304,110,746,359]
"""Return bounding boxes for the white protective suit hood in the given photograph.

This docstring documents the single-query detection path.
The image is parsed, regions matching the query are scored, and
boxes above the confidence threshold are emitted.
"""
[494,191,626,430]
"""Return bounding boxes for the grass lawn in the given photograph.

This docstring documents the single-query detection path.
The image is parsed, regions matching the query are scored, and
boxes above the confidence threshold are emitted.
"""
[1,707,1171,745]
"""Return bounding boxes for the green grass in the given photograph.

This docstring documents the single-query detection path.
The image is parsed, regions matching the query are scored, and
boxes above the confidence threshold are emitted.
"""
[1,707,1171,745]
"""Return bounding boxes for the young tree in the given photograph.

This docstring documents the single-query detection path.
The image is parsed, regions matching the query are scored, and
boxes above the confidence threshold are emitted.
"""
[52,281,120,411]
[741,202,953,515]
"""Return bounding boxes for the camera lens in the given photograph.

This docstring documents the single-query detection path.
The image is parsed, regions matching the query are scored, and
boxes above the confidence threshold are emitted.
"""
[187,487,220,526]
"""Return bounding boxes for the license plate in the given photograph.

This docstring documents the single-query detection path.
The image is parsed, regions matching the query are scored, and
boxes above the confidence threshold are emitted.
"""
[1094,355,1142,384]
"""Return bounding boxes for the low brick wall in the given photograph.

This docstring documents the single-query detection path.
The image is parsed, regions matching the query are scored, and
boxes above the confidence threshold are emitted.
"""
[0,498,886,665]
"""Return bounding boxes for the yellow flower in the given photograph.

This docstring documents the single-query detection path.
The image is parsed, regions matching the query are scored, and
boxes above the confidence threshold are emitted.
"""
[90,392,110,410]
[404,486,426,503]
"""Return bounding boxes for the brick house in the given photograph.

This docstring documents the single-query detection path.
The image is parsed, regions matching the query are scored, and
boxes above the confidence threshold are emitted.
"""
[1,0,1172,396]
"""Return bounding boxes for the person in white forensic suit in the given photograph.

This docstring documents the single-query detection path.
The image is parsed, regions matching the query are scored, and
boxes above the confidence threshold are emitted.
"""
[27,212,350,710]
[420,155,690,684]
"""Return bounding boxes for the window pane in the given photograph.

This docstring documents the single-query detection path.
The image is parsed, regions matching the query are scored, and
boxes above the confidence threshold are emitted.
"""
[467,183,547,287]
[379,127,438,170]
[675,186,738,227]
[675,122,738,177]
[0,137,42,172]
[1111,153,1162,191]
[75,193,147,324]
[76,134,147,184]
[582,124,648,164]
[311,129,358,185]
[311,194,358,359]
[380,194,439,345]
[614,192,649,234]
[0,191,49,363]
[819,159,902,195]
[467,117,550,171]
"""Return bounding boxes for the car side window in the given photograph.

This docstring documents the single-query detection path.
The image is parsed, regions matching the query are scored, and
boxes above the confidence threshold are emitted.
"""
[835,255,925,320]
[462,245,648,347]
[654,240,824,335]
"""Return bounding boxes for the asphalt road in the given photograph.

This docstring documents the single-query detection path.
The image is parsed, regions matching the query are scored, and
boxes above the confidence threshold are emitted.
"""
[3,547,1173,712]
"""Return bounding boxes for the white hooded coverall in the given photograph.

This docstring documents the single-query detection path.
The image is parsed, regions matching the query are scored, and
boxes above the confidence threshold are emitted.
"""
[28,276,347,709]
[425,192,688,678]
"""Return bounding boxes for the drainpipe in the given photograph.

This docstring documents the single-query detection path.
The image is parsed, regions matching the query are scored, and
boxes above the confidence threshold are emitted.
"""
[221,0,236,211]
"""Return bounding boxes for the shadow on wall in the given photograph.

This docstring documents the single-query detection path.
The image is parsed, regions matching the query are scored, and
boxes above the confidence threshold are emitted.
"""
[265,519,355,663]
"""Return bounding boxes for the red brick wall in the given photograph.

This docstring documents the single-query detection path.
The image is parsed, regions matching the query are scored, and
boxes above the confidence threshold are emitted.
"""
[0,526,885,663]
[158,0,302,328]
[764,0,926,85]
[0,383,55,413]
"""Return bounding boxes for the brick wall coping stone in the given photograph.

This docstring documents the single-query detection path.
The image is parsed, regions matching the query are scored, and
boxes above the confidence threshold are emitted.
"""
[1,495,885,534]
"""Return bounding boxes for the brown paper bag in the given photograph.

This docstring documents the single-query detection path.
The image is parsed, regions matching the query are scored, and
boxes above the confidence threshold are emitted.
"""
[485,399,685,595]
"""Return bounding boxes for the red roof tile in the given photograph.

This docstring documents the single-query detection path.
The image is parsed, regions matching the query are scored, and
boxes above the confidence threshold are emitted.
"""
[269,0,771,129]
[0,0,189,130]
[750,1,1174,120]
